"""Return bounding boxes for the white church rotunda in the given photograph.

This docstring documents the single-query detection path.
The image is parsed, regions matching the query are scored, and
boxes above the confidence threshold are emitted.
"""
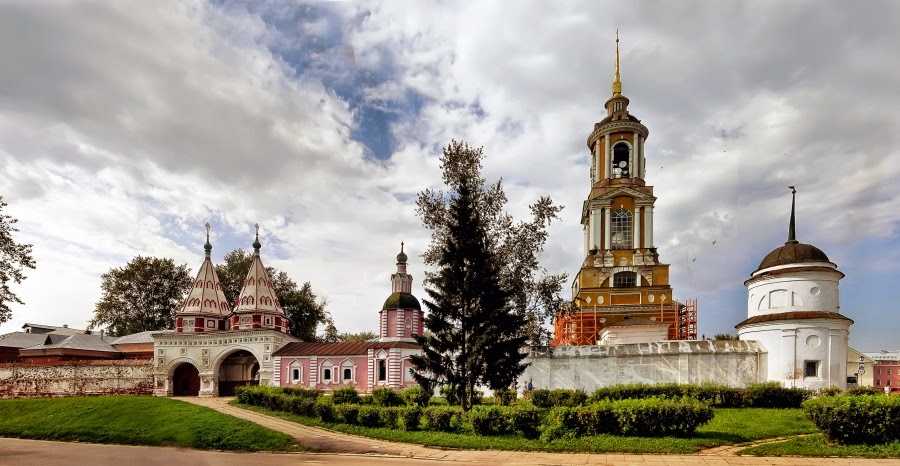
[737,187,852,390]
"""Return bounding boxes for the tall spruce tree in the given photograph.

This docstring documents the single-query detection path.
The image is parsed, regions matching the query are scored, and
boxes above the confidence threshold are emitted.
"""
[411,148,528,410]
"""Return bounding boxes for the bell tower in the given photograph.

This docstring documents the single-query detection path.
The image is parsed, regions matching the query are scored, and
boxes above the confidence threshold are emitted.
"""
[553,32,682,346]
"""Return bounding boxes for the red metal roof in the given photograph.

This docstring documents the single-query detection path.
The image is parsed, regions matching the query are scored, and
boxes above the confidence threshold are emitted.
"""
[273,341,420,356]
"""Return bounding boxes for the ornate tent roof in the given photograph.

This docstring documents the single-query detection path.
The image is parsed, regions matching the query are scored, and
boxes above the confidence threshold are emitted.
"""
[179,224,230,317]
[234,225,285,316]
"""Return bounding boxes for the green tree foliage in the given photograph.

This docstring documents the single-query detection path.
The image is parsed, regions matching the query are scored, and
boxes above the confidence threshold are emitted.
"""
[90,257,192,336]
[713,333,738,341]
[216,249,332,341]
[0,197,35,325]
[411,142,531,410]
[415,141,566,347]
[338,331,378,342]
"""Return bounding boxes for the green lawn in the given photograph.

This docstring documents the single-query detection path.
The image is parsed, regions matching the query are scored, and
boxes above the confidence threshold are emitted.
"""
[742,433,900,458]
[0,396,300,451]
[234,401,817,454]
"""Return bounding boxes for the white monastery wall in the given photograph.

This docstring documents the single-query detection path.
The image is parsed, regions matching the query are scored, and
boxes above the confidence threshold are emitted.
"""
[0,360,153,397]
[522,340,766,391]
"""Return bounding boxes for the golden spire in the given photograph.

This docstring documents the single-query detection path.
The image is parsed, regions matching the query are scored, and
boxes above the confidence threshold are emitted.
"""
[612,29,622,96]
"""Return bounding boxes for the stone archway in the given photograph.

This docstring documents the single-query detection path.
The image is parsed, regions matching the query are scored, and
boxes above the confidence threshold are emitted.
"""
[172,362,200,396]
[217,349,260,396]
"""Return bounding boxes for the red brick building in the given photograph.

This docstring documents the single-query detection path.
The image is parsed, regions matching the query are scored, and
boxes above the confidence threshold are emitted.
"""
[870,351,900,393]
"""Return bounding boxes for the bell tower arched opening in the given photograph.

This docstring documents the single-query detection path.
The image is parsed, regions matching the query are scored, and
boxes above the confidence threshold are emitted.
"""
[612,142,630,178]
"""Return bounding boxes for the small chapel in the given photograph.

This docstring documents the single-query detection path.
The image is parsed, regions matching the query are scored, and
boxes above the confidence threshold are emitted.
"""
[151,227,422,397]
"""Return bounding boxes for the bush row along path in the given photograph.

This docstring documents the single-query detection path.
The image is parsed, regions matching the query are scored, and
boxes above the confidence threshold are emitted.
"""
[183,397,900,465]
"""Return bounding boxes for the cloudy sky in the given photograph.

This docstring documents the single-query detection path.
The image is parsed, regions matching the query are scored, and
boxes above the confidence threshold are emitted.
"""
[1,1,898,351]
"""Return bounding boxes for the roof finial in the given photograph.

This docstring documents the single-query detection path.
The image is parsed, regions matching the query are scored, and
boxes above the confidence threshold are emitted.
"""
[204,222,212,257]
[396,241,408,264]
[612,29,622,97]
[252,223,261,254]
[787,186,798,244]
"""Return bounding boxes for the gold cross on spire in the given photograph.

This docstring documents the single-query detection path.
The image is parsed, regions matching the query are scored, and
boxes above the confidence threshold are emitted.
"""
[612,29,622,97]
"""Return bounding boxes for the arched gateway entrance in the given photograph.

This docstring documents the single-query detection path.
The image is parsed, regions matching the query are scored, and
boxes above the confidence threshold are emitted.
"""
[172,363,200,396]
[217,350,260,396]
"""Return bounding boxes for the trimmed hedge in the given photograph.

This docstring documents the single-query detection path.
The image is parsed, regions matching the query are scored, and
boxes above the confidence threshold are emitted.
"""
[400,406,422,431]
[847,386,882,396]
[529,389,587,408]
[401,386,432,407]
[335,404,359,425]
[804,395,900,444]
[541,398,713,440]
[372,388,405,407]
[332,386,360,404]
[423,406,464,432]
[281,386,320,399]
[744,382,809,408]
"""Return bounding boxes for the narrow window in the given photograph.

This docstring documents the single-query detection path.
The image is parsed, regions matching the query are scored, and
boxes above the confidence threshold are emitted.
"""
[378,360,387,382]
[804,360,819,378]
[323,368,332,382]
[343,368,352,381]
[291,368,300,382]
[610,208,633,249]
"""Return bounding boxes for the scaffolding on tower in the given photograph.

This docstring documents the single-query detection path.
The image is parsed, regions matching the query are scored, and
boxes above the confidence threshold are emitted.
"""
[677,298,699,340]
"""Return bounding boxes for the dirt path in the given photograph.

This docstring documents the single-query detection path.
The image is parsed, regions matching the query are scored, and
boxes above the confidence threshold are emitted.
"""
[181,397,900,465]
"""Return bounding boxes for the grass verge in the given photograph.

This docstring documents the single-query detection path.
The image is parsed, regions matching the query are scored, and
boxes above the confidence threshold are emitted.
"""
[233,401,815,454]
[0,396,300,451]
[741,433,900,458]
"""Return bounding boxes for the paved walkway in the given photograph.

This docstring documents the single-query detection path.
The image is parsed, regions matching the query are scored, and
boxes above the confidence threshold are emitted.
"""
[181,397,900,465]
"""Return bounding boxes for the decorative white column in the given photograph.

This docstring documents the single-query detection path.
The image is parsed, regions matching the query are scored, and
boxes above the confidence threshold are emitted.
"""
[605,134,611,179]
[632,132,638,178]
[583,224,589,254]
[636,135,642,178]
[633,206,641,249]
[588,211,595,251]
[592,209,601,250]
[644,206,654,248]
[604,208,611,250]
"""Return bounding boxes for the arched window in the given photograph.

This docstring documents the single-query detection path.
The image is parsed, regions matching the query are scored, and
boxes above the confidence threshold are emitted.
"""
[610,208,633,249]
[613,271,637,288]
[612,142,630,178]
[341,360,354,383]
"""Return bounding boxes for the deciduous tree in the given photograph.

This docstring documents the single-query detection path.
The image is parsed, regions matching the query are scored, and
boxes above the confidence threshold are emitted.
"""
[90,257,192,336]
[0,197,35,325]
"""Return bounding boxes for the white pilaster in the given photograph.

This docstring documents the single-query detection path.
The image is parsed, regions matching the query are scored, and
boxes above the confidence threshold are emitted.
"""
[583,224,589,254]
[632,132,638,178]
[645,206,654,248]
[604,134,611,179]
[604,208,611,250]
[588,211,595,251]
[636,135,642,178]
[634,207,641,249]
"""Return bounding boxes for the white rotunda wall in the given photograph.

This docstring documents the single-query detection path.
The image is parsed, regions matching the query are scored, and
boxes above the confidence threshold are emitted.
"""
[738,318,850,390]
[747,266,841,318]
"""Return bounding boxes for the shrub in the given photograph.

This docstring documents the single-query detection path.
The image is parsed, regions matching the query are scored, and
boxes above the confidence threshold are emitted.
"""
[372,387,405,407]
[804,395,900,444]
[540,407,579,440]
[494,388,517,406]
[613,397,713,437]
[288,396,316,417]
[379,407,403,428]
[400,406,422,431]
[423,406,463,432]
[282,386,320,399]
[848,386,881,396]
[401,386,432,407]
[358,406,382,427]
[428,396,449,406]
[358,395,374,405]
[819,386,843,397]
[468,406,513,436]
[511,406,541,439]
[529,389,552,408]
[314,399,336,422]
[335,404,360,425]
[332,386,360,404]
[745,382,809,408]
[540,403,618,440]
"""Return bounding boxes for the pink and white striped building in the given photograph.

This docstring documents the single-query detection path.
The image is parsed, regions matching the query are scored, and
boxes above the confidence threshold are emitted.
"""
[272,244,424,392]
